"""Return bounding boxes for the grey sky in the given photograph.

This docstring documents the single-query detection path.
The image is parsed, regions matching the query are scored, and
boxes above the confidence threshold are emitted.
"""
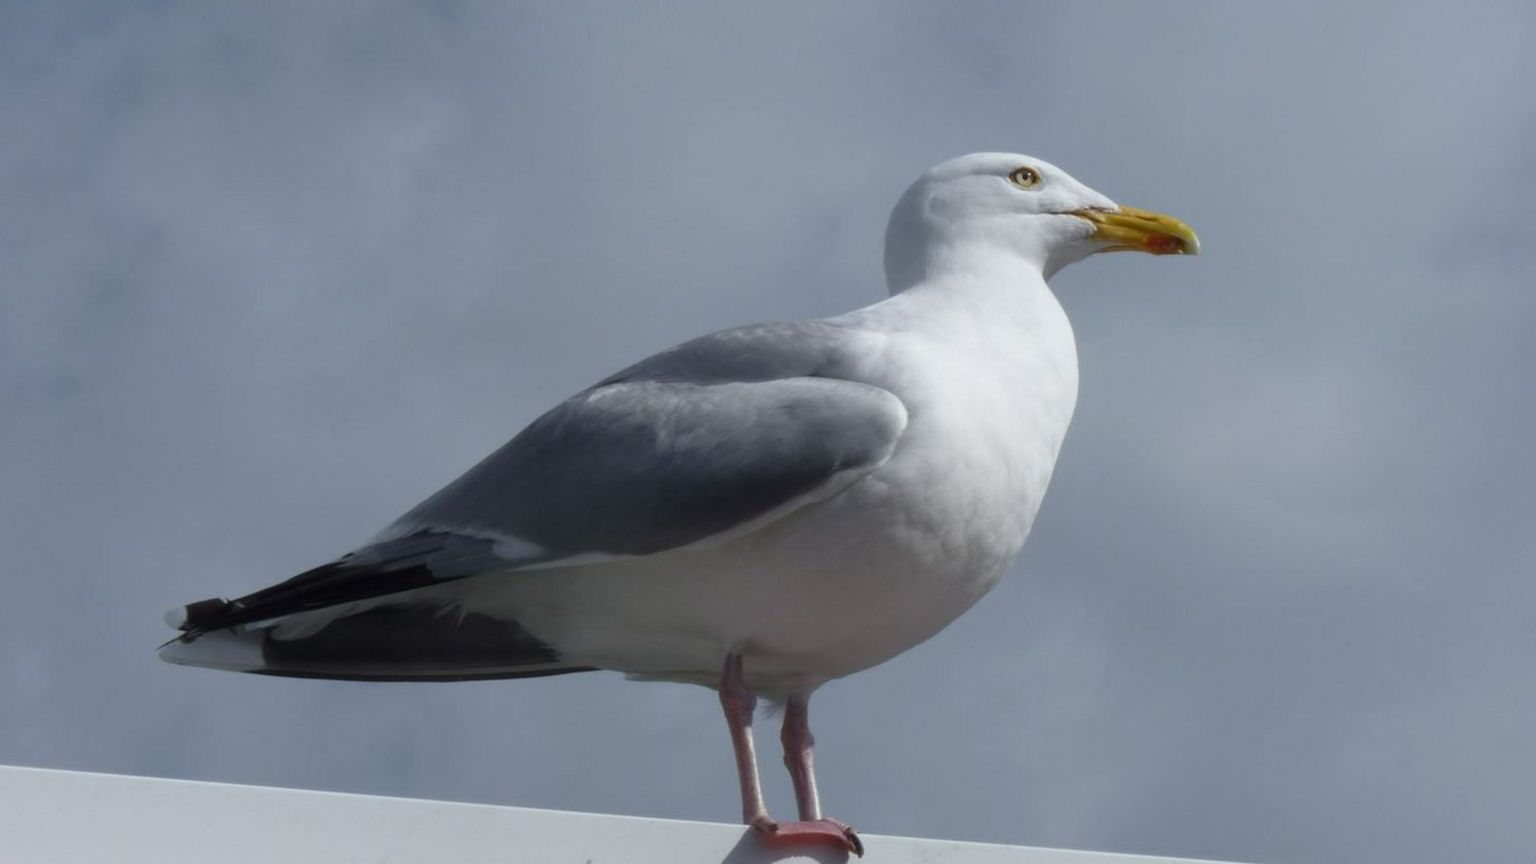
[2,3,1533,863]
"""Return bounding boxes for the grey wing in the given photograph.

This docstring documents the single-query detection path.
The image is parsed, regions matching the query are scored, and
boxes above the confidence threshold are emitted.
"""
[162,322,904,645]
[384,374,908,558]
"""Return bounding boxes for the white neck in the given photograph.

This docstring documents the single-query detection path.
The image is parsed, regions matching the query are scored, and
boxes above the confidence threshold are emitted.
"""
[863,243,1060,336]
[846,240,1079,434]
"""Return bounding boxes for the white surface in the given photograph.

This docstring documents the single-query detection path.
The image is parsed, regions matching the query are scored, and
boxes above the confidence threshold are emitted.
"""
[0,764,1239,864]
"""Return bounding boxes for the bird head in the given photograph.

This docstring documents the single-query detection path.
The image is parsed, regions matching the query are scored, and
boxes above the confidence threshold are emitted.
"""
[883,152,1198,291]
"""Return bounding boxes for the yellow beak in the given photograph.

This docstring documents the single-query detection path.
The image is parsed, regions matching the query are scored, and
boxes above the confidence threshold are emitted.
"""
[1069,205,1200,256]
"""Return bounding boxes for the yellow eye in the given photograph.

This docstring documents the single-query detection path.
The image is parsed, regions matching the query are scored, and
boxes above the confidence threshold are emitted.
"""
[1008,166,1041,189]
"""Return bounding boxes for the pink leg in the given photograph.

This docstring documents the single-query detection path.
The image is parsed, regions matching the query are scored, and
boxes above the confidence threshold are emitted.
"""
[778,693,863,856]
[719,653,862,857]
[718,652,772,829]
[782,694,823,820]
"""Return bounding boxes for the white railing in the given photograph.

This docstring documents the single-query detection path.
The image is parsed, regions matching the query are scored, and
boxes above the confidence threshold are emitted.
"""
[0,764,1239,863]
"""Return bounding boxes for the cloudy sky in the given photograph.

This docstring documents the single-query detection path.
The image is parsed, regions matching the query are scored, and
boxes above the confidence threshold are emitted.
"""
[2,3,1534,863]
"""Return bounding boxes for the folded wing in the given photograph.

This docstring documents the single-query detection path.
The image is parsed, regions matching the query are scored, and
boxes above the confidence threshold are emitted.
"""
[162,323,906,679]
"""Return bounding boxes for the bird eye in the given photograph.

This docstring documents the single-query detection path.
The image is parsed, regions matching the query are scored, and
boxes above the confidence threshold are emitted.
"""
[1008,166,1041,189]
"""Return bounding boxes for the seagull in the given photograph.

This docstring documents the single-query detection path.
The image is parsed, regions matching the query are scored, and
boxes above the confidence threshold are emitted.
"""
[160,152,1198,856]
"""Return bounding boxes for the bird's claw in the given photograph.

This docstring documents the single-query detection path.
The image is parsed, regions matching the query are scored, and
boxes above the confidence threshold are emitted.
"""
[750,817,864,857]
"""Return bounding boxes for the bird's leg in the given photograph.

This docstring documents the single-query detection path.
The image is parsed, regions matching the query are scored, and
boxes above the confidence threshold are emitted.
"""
[719,651,773,830]
[720,657,862,856]
[772,692,864,856]
[781,693,823,820]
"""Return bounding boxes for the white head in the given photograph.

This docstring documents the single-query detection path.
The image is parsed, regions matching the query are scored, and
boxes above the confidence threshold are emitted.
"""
[884,152,1198,293]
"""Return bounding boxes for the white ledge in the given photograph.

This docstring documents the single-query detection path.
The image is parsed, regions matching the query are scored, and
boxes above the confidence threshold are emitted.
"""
[0,764,1239,863]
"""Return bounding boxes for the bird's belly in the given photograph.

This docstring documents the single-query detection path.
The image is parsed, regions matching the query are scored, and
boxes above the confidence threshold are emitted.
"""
[486,508,1008,696]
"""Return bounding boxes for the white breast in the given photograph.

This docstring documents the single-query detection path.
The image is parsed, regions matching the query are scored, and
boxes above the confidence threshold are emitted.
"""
[811,272,1080,663]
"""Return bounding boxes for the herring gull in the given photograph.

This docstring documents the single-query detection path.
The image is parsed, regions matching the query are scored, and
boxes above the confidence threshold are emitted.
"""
[160,152,1199,856]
